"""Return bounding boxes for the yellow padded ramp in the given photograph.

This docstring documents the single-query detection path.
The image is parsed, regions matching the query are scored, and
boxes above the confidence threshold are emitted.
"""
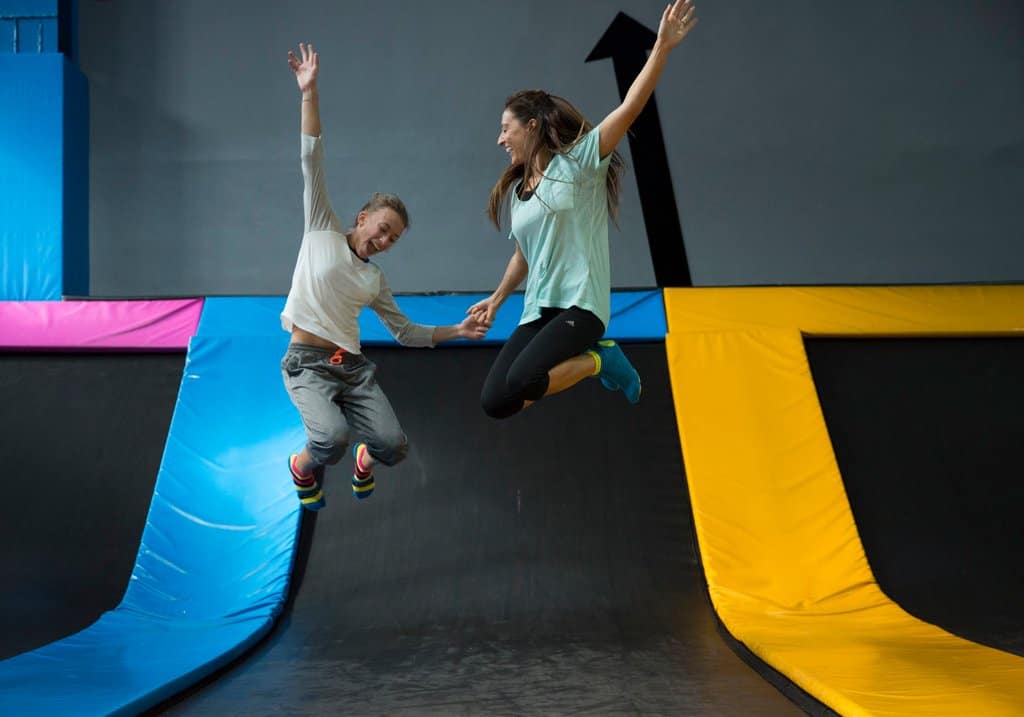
[664,286,1024,716]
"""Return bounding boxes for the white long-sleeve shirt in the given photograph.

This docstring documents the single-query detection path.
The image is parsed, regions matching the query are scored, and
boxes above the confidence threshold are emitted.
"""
[280,134,435,354]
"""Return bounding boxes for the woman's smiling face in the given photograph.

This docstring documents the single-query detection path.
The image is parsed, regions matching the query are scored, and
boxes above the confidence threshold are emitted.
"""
[351,207,404,260]
[497,109,535,168]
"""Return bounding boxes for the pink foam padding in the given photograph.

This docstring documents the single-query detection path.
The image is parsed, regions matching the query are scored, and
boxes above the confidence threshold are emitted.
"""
[0,300,204,350]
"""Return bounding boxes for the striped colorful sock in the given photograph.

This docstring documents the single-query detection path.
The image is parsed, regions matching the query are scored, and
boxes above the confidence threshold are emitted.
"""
[351,443,375,500]
[290,454,325,511]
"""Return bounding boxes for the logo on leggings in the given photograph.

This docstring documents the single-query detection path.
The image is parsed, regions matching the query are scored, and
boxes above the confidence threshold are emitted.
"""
[566,320,575,327]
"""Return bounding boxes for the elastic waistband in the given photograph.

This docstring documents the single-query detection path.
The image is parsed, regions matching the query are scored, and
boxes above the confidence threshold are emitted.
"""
[286,343,367,364]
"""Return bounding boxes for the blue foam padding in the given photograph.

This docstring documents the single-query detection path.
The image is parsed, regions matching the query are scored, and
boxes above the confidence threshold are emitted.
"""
[0,334,303,716]
[0,53,64,300]
[197,290,666,343]
[0,51,88,298]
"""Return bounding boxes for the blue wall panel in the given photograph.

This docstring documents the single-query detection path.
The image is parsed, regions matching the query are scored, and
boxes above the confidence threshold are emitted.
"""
[0,53,62,299]
[0,1,59,53]
[0,1,58,16]
[0,52,87,298]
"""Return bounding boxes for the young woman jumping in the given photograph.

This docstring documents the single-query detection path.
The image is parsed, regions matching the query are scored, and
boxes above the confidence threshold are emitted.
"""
[471,0,699,419]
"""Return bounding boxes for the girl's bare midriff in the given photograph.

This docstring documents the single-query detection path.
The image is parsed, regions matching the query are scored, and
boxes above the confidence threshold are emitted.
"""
[291,326,338,349]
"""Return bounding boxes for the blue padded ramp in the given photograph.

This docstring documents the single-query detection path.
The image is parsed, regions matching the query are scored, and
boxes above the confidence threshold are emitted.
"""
[0,334,302,716]
[196,290,667,343]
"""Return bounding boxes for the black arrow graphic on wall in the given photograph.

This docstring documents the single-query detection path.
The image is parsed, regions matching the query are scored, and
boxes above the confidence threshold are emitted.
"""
[587,12,692,287]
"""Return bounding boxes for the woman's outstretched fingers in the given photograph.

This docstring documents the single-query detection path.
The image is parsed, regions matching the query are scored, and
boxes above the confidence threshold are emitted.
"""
[682,0,697,27]
[659,0,698,46]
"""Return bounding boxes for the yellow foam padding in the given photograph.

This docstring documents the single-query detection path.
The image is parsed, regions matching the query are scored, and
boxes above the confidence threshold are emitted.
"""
[664,286,1024,716]
[666,285,1024,337]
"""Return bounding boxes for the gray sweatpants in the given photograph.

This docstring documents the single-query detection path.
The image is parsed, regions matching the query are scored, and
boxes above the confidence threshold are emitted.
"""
[281,343,409,468]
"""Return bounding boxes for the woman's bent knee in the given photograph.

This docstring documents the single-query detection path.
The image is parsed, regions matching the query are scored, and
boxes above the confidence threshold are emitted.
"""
[505,366,547,403]
[481,392,522,420]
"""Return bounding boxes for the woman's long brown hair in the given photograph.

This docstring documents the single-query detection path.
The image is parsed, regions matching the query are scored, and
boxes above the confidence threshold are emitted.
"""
[487,90,624,230]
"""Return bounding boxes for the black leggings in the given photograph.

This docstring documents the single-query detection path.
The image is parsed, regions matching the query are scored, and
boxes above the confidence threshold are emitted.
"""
[481,306,605,419]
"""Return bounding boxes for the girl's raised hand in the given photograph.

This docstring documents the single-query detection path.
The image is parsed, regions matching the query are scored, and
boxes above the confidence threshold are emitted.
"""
[287,42,319,93]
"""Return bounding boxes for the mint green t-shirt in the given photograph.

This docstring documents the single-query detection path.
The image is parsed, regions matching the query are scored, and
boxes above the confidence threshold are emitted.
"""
[510,125,612,329]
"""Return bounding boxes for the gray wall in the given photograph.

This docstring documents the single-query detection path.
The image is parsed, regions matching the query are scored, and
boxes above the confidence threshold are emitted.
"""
[79,0,1024,296]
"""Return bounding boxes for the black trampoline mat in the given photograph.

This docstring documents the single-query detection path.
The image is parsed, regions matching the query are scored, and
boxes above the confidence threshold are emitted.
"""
[147,344,803,716]
[0,352,184,661]
[807,337,1024,657]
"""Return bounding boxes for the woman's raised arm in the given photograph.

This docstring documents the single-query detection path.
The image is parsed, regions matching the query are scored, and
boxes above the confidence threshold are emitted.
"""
[598,0,698,158]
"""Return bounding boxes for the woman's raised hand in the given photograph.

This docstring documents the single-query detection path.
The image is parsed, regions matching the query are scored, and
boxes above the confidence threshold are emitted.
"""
[657,0,698,50]
[287,42,319,94]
